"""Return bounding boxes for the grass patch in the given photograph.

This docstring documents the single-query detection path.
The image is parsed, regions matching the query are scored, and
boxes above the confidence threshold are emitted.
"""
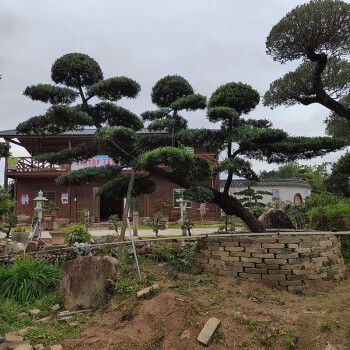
[0,258,61,304]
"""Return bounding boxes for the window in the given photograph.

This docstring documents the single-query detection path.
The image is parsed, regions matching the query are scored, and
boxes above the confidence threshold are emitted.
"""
[173,189,191,208]
[272,189,280,201]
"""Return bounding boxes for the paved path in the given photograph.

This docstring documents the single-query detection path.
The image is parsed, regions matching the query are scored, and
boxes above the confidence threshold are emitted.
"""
[0,227,220,240]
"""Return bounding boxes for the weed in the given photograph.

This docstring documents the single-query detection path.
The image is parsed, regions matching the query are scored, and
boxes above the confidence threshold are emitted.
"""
[247,288,267,304]
[144,332,164,349]
[270,314,281,323]
[214,328,223,343]
[282,330,298,349]
[276,296,285,305]
[212,288,232,302]
[236,316,258,332]
[239,340,249,349]
[190,303,212,317]
[25,322,83,345]
[320,322,331,333]
[169,276,216,295]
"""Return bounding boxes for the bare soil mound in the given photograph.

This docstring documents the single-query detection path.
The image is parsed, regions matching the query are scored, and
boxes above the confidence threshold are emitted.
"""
[62,263,350,350]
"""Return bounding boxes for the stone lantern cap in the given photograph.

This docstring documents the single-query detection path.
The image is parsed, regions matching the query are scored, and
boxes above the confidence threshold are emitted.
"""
[33,190,48,202]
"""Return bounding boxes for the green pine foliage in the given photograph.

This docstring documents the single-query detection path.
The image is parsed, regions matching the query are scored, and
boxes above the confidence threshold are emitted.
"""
[265,0,350,122]
[0,258,61,304]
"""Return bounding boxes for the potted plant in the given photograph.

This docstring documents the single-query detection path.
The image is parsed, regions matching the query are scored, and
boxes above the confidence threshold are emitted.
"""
[42,201,60,230]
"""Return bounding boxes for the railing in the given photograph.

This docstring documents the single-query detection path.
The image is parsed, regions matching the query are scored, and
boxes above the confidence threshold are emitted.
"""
[7,157,69,172]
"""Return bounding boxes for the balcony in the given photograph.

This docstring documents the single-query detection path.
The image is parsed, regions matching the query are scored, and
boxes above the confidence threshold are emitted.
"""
[7,157,69,173]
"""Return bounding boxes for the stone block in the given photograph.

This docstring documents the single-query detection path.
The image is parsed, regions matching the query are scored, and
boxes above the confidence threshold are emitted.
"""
[233,262,255,268]
[240,257,262,264]
[12,345,33,350]
[245,248,267,254]
[229,252,251,257]
[59,256,119,310]
[265,259,287,265]
[239,273,262,280]
[245,268,267,274]
[212,251,229,257]
[279,280,303,286]
[262,274,286,281]
[239,243,262,248]
[221,256,240,263]
[275,253,299,259]
[221,242,239,247]
[262,243,285,249]
[224,247,244,252]
[278,237,301,244]
[256,263,279,270]
[269,248,292,254]
[28,309,41,317]
[268,269,291,275]
[197,317,221,347]
[5,333,23,343]
[137,284,160,299]
[252,253,275,259]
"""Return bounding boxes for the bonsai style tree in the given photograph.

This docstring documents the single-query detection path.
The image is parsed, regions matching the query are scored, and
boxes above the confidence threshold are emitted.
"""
[139,81,345,232]
[16,53,154,240]
[264,0,350,122]
[16,55,346,233]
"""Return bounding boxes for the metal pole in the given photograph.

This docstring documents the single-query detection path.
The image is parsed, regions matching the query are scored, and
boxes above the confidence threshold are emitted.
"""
[127,217,142,281]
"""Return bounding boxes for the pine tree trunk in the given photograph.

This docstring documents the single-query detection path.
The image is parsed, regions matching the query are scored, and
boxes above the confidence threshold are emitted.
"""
[212,191,265,233]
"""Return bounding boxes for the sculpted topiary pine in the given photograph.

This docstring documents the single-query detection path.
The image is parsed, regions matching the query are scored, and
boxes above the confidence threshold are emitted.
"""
[139,81,345,232]
[264,0,350,122]
[16,54,346,233]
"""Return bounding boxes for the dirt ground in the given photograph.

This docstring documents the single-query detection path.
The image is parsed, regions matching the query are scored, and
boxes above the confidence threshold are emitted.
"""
[62,262,350,350]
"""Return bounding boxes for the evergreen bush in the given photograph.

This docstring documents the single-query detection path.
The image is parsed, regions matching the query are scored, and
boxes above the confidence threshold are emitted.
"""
[66,225,91,246]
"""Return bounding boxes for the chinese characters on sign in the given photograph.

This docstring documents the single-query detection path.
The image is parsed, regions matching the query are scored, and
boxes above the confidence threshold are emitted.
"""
[71,155,116,170]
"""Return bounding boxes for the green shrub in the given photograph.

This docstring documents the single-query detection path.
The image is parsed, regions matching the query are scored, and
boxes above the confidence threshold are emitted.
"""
[0,258,61,304]
[309,203,350,231]
[151,241,175,262]
[147,213,166,236]
[66,224,91,246]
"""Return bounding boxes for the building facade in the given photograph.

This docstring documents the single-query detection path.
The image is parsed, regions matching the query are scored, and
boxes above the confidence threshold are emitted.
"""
[1,129,221,224]
[220,178,312,205]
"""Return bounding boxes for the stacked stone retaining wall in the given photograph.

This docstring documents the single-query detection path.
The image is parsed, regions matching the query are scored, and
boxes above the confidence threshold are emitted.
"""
[193,235,346,291]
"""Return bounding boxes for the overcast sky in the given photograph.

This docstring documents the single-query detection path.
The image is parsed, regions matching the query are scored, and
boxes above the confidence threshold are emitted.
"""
[0,0,345,183]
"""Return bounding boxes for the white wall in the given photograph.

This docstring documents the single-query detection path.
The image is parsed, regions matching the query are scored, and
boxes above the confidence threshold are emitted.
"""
[222,185,312,205]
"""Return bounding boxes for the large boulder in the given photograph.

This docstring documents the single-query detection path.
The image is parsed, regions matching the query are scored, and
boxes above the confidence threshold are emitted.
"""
[59,256,119,310]
[258,209,295,230]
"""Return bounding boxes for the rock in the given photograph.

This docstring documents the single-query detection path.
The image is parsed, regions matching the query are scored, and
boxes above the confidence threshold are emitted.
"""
[25,242,37,253]
[33,345,44,350]
[69,322,80,327]
[58,316,73,323]
[50,304,60,312]
[48,345,63,350]
[4,333,23,343]
[13,345,33,350]
[136,284,160,299]
[16,329,29,337]
[35,317,50,324]
[180,329,191,340]
[27,309,41,317]
[325,344,338,350]
[59,256,119,310]
[197,317,221,347]
[57,309,92,318]
[18,313,26,317]
[258,209,295,230]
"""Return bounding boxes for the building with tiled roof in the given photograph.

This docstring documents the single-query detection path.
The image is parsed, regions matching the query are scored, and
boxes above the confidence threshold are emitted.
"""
[220,178,312,205]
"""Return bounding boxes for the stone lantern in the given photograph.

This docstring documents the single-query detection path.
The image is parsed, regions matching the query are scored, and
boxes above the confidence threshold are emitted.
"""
[33,190,48,239]
[176,197,187,236]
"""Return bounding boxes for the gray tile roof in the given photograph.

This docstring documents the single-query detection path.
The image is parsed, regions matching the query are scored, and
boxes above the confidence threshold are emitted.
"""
[220,178,312,189]
[0,128,166,137]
